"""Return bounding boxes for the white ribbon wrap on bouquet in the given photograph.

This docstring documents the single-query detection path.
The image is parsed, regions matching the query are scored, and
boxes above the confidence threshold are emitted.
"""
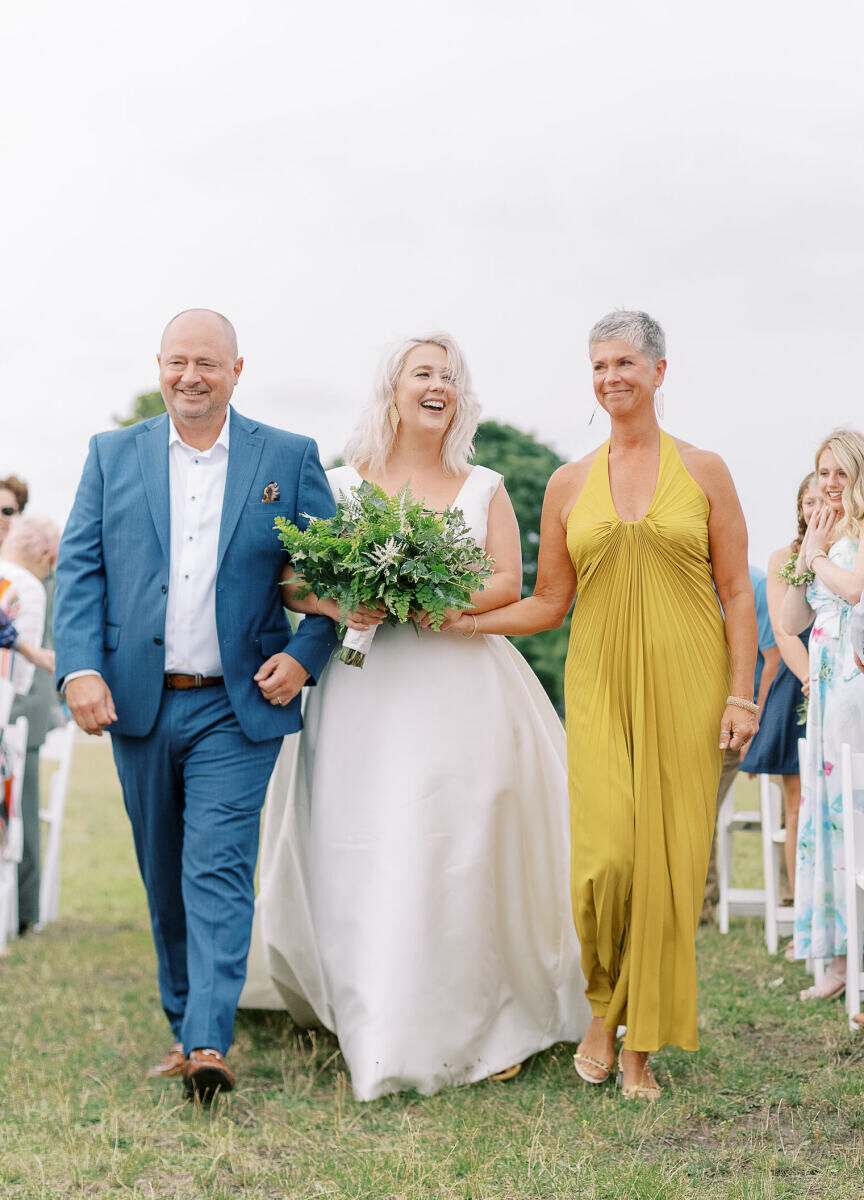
[341,624,378,660]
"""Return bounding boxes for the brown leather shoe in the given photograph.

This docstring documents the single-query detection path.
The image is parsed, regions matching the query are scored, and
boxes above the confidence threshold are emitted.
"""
[145,1042,185,1079]
[183,1047,235,1099]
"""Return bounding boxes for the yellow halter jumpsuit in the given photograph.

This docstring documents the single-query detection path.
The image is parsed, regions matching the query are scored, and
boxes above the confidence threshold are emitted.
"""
[565,432,730,1052]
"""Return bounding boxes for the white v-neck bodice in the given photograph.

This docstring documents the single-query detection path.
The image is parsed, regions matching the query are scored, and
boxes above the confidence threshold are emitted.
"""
[326,464,502,549]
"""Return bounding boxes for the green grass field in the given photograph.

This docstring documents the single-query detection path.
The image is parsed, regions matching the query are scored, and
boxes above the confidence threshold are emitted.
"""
[1,742,863,1199]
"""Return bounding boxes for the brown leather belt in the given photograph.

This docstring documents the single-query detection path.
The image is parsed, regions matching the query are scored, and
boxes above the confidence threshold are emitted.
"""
[164,673,224,690]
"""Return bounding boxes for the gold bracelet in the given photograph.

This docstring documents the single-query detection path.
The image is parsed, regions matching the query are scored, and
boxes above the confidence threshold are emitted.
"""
[461,614,478,639]
[726,695,759,715]
[807,550,828,570]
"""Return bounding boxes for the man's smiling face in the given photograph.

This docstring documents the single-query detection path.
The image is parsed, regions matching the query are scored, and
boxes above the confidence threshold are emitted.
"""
[158,310,242,429]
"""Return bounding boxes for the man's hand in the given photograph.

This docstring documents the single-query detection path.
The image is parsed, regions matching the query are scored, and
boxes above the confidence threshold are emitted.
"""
[254,653,309,707]
[66,675,118,736]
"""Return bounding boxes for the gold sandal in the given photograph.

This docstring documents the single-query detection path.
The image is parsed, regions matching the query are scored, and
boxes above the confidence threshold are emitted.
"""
[573,1051,613,1085]
[617,1051,661,1101]
[489,1063,522,1082]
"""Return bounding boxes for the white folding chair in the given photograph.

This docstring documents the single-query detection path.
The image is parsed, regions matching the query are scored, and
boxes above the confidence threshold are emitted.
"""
[718,778,765,932]
[0,677,15,726]
[0,715,29,950]
[760,776,794,954]
[37,721,77,926]
[841,742,864,1028]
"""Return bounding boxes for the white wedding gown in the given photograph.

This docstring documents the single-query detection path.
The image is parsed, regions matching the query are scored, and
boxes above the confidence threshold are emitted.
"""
[240,464,589,1100]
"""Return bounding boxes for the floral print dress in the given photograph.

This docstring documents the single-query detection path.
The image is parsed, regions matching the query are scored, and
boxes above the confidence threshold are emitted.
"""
[794,536,864,959]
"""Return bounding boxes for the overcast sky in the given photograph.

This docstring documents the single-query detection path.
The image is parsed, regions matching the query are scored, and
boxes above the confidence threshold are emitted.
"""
[4,0,862,567]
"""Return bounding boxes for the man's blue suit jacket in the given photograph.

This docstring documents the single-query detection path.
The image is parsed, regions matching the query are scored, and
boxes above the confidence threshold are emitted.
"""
[54,408,338,742]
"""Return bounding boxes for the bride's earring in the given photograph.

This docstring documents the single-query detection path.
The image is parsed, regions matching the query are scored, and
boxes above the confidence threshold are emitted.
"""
[389,404,400,435]
[588,402,599,426]
[654,388,665,420]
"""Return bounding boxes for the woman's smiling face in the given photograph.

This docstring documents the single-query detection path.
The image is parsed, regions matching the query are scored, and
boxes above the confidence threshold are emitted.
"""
[817,448,847,513]
[392,344,457,438]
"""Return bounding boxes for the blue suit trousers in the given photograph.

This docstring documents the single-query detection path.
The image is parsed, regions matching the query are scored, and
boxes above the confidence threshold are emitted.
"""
[111,685,282,1054]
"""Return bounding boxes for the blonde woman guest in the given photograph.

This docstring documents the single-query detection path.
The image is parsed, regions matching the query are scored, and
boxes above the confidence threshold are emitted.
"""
[781,431,864,999]
[741,474,821,912]
[450,310,758,1099]
[241,333,589,1100]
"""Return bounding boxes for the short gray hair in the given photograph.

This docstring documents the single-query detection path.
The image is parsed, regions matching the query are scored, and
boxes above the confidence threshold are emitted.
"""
[3,515,61,562]
[344,332,481,477]
[588,310,666,362]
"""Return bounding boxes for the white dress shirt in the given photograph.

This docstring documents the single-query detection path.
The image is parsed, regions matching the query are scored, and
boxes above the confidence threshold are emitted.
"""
[0,560,46,696]
[164,413,230,675]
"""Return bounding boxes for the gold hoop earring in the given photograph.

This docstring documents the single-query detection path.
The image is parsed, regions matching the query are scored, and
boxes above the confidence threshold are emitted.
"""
[389,404,400,435]
[654,389,665,420]
[588,403,599,426]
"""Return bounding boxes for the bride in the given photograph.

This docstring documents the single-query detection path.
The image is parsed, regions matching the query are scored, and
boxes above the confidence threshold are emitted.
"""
[241,332,589,1100]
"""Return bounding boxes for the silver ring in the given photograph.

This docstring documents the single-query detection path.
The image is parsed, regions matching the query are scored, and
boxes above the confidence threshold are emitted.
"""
[721,729,734,735]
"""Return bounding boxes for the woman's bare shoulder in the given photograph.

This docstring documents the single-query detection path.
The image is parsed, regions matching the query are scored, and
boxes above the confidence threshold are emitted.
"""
[549,448,601,489]
[671,437,733,493]
[546,450,602,525]
[768,544,793,571]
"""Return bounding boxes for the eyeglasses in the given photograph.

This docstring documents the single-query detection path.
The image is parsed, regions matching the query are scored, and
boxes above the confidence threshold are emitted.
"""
[0,507,17,517]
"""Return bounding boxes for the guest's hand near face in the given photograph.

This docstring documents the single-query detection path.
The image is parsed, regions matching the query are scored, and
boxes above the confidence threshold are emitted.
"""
[807,504,838,559]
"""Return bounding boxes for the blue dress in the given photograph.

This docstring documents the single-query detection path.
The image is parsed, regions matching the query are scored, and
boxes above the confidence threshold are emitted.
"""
[741,628,811,775]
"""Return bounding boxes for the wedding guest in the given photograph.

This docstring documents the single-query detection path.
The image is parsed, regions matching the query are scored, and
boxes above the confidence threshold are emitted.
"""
[0,476,28,545]
[781,430,864,1000]
[701,564,779,923]
[0,601,55,673]
[451,310,758,1099]
[241,332,589,1100]
[741,474,821,922]
[0,516,61,933]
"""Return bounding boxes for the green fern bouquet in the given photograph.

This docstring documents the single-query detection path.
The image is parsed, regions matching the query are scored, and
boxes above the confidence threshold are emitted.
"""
[274,481,494,667]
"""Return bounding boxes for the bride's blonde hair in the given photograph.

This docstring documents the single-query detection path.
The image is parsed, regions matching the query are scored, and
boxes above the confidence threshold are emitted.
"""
[344,332,481,476]
[814,428,864,538]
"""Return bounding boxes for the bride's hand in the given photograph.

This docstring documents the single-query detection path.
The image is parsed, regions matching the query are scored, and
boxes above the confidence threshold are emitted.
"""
[317,598,385,629]
[345,603,386,631]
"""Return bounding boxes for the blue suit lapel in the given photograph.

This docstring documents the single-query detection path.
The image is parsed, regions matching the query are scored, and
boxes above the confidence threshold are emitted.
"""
[136,417,170,563]
[218,410,265,571]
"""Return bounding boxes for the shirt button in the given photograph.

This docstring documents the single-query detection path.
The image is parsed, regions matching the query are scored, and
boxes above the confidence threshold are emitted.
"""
[188,536,193,541]
[153,637,163,646]
[161,586,167,594]
[185,574,190,580]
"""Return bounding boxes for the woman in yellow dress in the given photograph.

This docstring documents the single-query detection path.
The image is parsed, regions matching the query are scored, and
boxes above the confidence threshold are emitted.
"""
[450,311,758,1097]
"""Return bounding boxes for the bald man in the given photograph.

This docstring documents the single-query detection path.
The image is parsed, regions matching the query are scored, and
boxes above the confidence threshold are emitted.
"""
[55,310,337,1099]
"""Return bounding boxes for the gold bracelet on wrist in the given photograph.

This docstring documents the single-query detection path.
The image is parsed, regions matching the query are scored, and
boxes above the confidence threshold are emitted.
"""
[461,614,478,639]
[726,694,759,715]
[807,550,828,570]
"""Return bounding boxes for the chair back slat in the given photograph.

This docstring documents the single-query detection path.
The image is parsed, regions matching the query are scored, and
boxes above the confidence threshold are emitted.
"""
[0,678,14,727]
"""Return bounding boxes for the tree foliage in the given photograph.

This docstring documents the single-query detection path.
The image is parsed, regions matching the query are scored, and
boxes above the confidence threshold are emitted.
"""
[114,389,166,427]
[473,421,571,712]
